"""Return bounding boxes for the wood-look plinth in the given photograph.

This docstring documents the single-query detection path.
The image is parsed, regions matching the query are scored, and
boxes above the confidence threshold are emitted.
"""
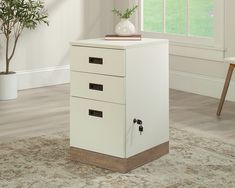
[70,142,169,173]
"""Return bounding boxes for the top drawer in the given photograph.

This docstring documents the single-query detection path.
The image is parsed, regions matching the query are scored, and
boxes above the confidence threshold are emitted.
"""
[70,46,125,76]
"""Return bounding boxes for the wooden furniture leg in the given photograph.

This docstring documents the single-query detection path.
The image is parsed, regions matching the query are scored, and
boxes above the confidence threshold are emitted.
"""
[217,64,235,116]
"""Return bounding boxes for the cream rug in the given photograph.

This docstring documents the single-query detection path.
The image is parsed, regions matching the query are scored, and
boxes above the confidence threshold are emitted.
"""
[0,128,234,188]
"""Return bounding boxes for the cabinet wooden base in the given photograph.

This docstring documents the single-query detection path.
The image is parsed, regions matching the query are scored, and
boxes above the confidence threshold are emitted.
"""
[70,141,169,173]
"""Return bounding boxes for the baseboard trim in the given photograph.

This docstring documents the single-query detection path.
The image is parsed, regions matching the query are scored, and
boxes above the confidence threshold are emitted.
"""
[70,142,169,173]
[16,67,235,102]
[17,65,70,90]
[170,70,235,102]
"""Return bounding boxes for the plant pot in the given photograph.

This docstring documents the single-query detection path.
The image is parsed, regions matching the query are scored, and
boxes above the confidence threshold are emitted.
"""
[0,72,18,100]
[115,19,136,36]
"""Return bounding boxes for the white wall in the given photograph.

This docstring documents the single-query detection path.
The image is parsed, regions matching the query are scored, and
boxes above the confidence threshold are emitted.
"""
[114,0,235,101]
[0,0,114,90]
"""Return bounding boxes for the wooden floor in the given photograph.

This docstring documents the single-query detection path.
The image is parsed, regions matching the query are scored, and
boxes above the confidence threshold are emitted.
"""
[0,84,234,143]
[170,90,235,144]
[0,85,69,142]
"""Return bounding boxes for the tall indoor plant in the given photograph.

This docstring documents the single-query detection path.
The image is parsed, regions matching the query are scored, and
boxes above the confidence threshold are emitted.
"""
[0,0,48,100]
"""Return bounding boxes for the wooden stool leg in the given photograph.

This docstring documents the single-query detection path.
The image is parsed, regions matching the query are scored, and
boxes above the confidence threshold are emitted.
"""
[217,64,235,116]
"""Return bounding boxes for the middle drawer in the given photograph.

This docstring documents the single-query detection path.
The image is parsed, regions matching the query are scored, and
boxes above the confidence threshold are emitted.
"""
[71,71,125,104]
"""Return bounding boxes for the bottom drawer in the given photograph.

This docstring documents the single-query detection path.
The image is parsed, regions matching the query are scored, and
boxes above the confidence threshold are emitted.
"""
[70,97,125,158]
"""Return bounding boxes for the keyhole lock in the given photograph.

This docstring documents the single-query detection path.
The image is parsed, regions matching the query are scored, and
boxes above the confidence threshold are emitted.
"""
[133,118,144,135]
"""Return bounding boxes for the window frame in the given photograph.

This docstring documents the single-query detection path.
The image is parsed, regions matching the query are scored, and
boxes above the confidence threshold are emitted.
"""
[131,0,225,60]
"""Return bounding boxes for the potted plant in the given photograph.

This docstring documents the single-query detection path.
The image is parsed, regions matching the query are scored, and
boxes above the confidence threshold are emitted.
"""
[112,5,138,36]
[0,0,48,100]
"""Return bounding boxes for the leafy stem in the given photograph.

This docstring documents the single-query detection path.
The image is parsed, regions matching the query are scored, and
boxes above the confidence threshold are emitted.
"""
[112,5,138,19]
[0,0,49,74]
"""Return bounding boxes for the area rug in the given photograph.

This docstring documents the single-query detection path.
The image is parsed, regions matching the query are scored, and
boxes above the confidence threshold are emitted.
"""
[0,128,234,188]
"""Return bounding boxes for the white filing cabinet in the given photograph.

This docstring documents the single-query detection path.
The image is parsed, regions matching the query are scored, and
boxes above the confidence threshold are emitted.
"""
[70,38,169,173]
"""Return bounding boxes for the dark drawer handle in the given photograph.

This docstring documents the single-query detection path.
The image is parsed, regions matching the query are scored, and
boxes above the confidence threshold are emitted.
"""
[89,83,103,91]
[89,57,103,65]
[89,109,103,118]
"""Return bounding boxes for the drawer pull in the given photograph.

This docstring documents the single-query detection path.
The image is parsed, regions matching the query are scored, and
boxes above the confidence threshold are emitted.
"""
[89,109,103,118]
[89,83,103,91]
[89,57,103,65]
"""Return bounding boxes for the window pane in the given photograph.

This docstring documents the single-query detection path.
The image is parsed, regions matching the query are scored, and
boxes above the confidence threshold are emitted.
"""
[144,0,163,33]
[189,0,214,37]
[166,0,187,35]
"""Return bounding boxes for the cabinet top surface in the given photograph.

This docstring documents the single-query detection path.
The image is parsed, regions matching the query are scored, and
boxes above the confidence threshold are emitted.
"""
[71,38,168,49]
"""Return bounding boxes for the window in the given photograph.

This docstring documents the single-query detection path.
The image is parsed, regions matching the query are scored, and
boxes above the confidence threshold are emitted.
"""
[140,0,224,49]
[143,0,214,37]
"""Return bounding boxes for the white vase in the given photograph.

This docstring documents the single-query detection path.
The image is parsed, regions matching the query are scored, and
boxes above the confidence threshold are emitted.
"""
[115,19,136,36]
[0,72,18,100]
